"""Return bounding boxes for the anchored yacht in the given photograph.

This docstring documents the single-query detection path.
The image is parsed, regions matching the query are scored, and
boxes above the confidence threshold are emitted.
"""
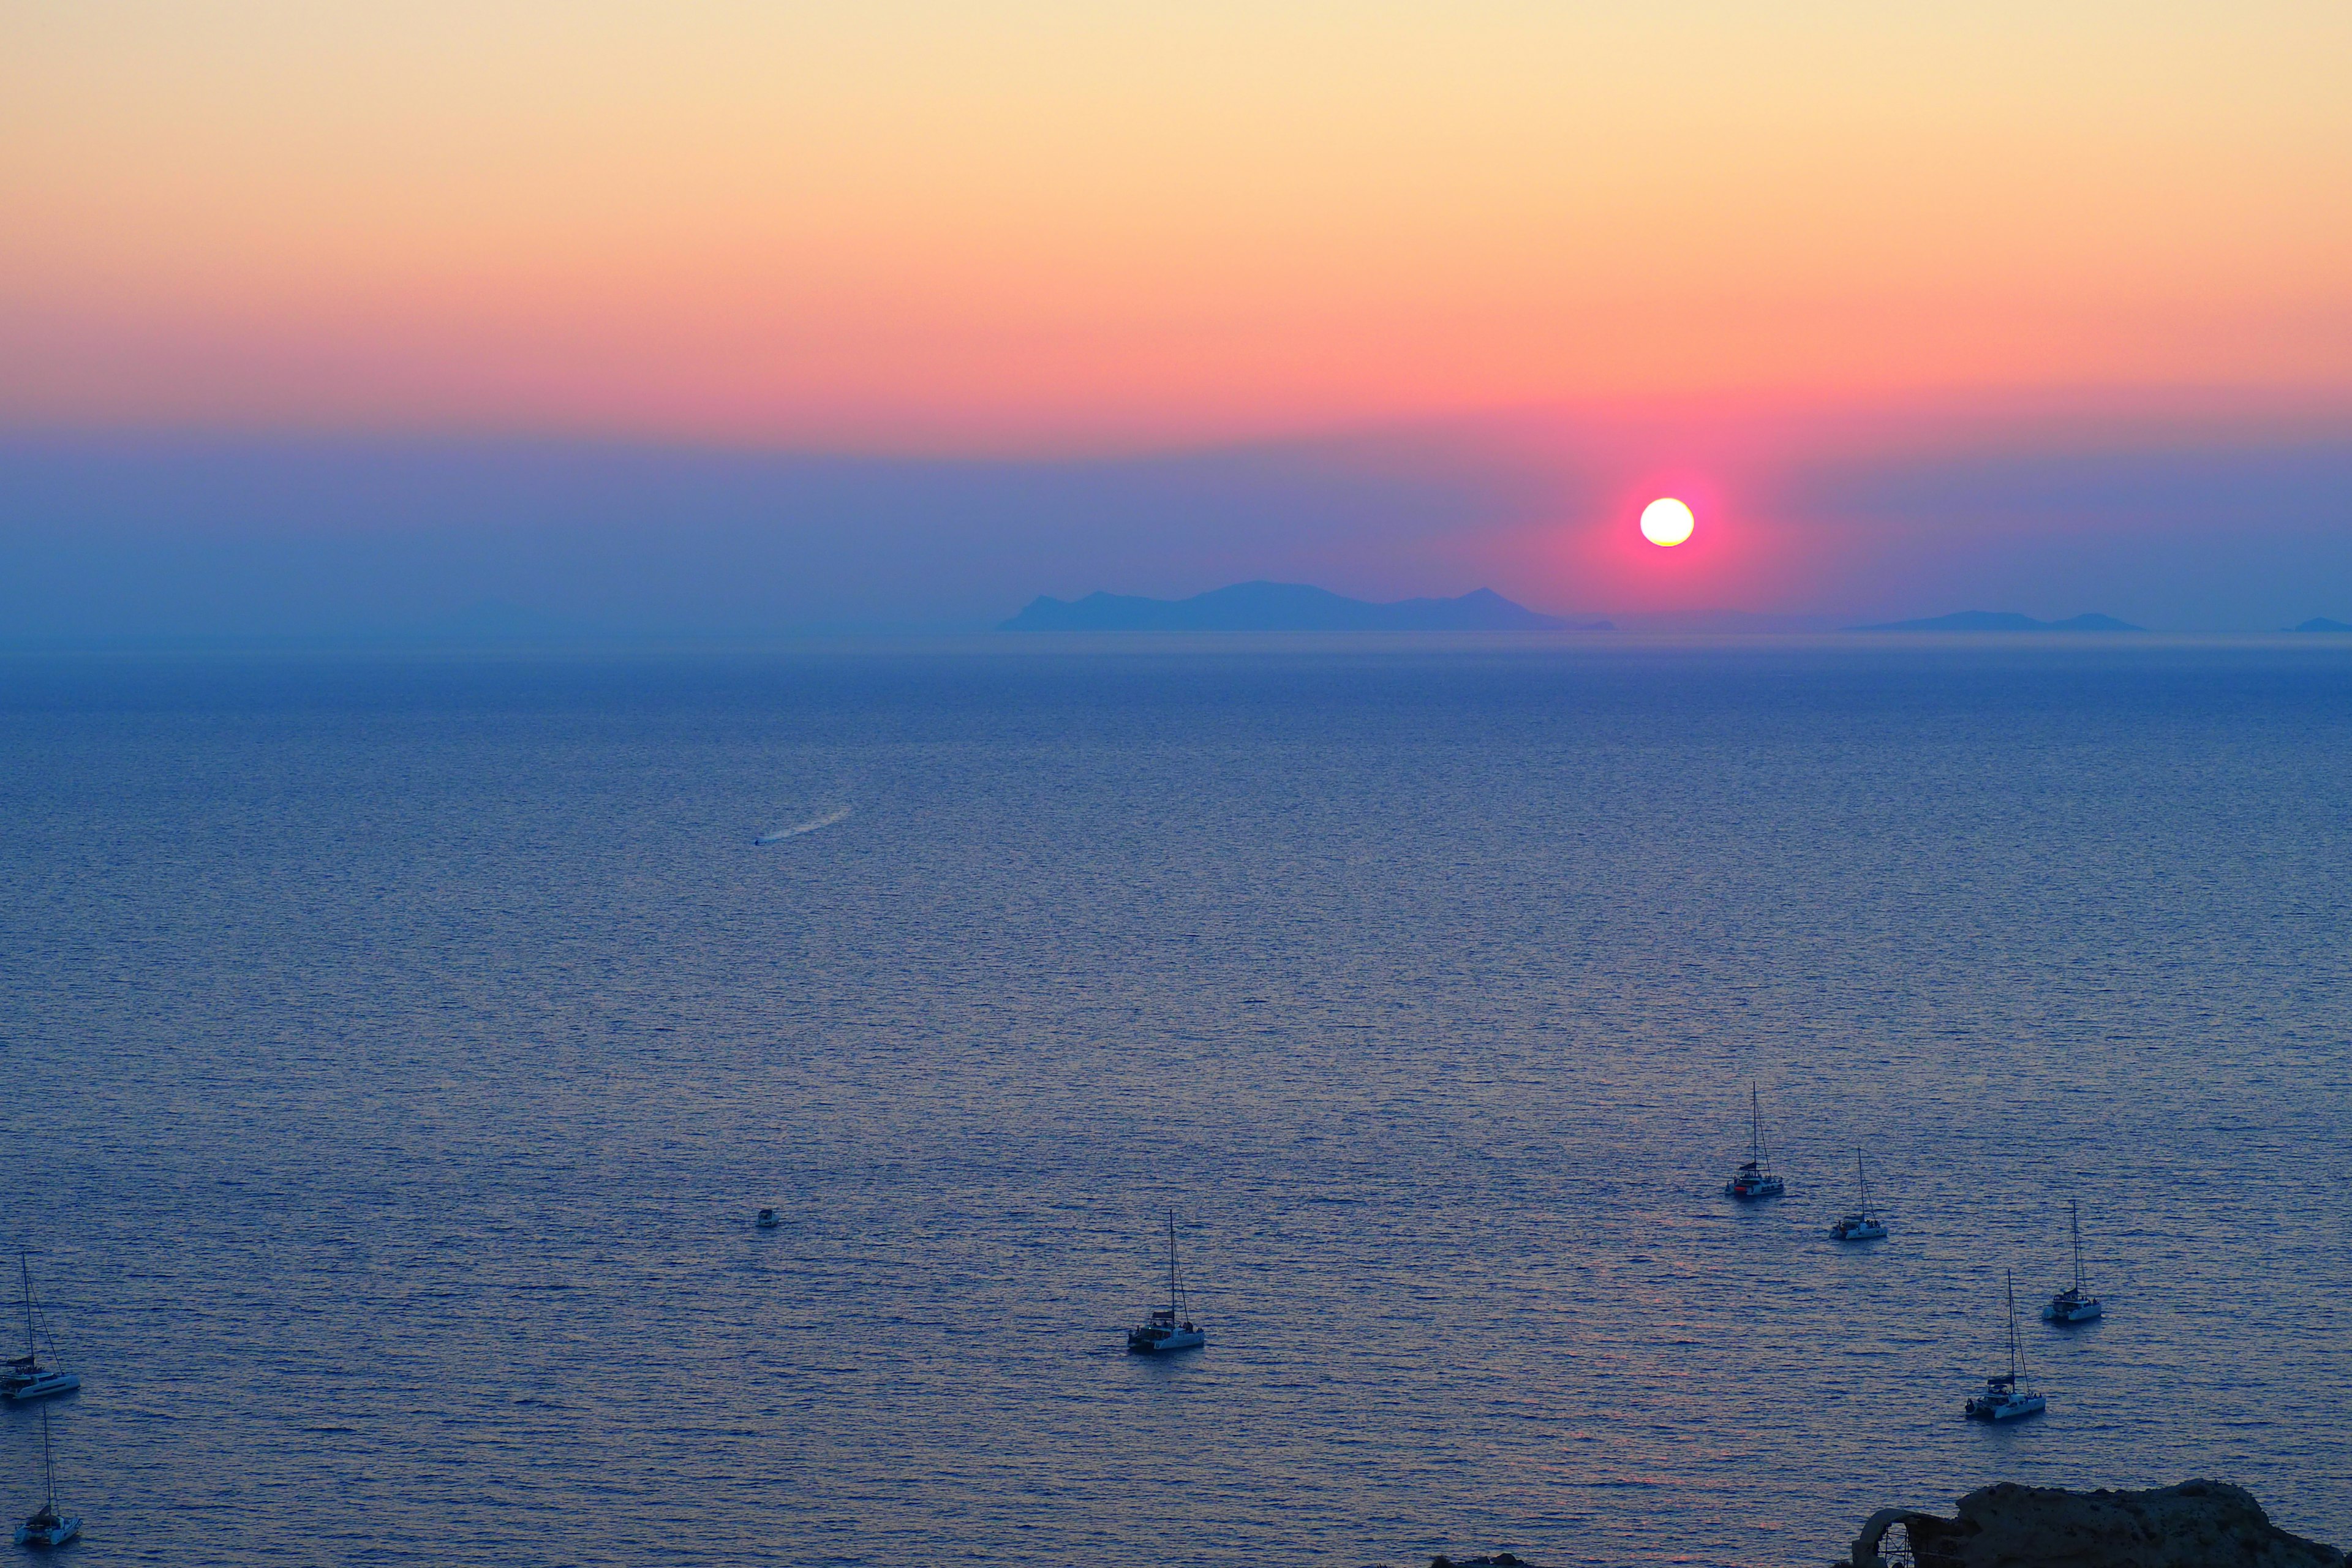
[4,1253,78,1404]
[1126,1212,1204,1354]
[1723,1084,1785,1200]
[1829,1150,1887,1242]
[1964,1272,2046,1422]
[12,1408,80,1549]
[2042,1201,2103,1324]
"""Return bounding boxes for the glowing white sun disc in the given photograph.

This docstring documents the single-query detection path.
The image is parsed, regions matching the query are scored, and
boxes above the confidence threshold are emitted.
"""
[1640,497,1695,546]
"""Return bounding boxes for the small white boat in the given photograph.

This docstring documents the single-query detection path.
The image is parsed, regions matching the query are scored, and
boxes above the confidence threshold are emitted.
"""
[1829,1149,1887,1242]
[1126,1212,1205,1355]
[12,1408,80,1549]
[1964,1271,2047,1422]
[4,1253,78,1403]
[754,1208,782,1230]
[1723,1084,1785,1200]
[2042,1201,2103,1324]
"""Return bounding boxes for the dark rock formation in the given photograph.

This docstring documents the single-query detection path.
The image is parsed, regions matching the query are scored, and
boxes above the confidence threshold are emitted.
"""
[1852,1480,2343,1568]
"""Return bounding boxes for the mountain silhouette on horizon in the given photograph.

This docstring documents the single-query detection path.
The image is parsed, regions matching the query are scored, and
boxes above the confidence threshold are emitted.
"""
[1000,581,1608,632]
[1849,609,2144,633]
[2290,617,2352,632]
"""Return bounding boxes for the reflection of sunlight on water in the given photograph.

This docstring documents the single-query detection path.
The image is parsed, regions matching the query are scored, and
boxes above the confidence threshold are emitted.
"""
[13,646,2352,1568]
[754,803,851,844]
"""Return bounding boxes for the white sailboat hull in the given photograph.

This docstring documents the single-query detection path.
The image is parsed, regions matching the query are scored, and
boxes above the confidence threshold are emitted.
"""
[14,1517,80,1548]
[2048,1203,2103,1323]
[2043,1298,2102,1324]
[6,1372,78,1403]
[1965,1393,2045,1421]
[1129,1213,1205,1355]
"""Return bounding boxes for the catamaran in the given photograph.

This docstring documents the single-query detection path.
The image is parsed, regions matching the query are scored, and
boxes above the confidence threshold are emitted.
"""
[1964,1270,2046,1422]
[12,1407,80,1548]
[3,1253,79,1404]
[2042,1201,2103,1324]
[1829,1150,1887,1241]
[1125,1212,1204,1354]
[1722,1084,1785,1200]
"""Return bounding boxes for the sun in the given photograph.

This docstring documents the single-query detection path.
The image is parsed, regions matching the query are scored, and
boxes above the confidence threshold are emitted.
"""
[1640,497,1695,547]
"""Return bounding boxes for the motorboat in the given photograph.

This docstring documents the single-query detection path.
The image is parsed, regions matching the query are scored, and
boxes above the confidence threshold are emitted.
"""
[2043,1201,2103,1324]
[754,1208,782,1230]
[1964,1272,2046,1422]
[1829,1149,1887,1241]
[4,1253,77,1403]
[12,1408,80,1549]
[1723,1084,1785,1199]
[1126,1212,1205,1354]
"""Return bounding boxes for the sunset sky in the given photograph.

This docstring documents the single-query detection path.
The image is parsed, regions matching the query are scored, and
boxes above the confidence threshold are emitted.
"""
[5,1,2350,631]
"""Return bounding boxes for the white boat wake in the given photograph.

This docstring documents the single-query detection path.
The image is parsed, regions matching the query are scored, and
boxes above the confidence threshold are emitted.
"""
[754,804,851,845]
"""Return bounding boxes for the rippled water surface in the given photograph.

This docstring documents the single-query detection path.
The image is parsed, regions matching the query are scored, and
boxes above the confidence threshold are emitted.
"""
[5,638,2350,1566]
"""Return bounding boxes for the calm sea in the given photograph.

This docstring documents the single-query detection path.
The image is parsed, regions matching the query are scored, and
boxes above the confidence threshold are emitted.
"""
[4,637,2350,1567]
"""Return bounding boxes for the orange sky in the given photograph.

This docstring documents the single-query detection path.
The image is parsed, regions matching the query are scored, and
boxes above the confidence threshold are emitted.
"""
[6,1,2351,451]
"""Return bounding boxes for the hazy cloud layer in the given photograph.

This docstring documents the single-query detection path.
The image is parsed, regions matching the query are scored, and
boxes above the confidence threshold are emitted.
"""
[2,428,2346,639]
[1774,442,2352,628]
[0,434,1546,639]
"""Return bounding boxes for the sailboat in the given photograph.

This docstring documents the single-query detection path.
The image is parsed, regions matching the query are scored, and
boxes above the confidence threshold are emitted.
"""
[1964,1270,2046,1421]
[3,1253,79,1403]
[2042,1201,2103,1324]
[1829,1150,1887,1241]
[12,1407,81,1548]
[1722,1084,1785,1199]
[1125,1212,1205,1354]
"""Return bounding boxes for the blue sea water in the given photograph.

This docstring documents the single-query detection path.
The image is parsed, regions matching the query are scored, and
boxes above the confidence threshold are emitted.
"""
[4,636,2350,1567]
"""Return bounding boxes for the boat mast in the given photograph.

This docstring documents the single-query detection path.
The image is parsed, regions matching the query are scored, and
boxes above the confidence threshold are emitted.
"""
[1167,1210,1178,1318]
[18,1251,33,1363]
[2005,1270,2026,1385]
[42,1405,58,1511]
[2070,1202,2086,1291]
[1751,1084,1765,1165]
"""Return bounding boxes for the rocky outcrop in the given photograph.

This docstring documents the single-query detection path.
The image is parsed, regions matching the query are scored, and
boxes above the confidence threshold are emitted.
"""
[1852,1480,2343,1568]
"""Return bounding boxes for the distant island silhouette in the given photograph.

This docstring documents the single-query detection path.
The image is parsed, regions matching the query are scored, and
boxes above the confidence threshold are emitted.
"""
[1849,610,2144,633]
[1000,582,1609,632]
[2291,617,2352,633]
